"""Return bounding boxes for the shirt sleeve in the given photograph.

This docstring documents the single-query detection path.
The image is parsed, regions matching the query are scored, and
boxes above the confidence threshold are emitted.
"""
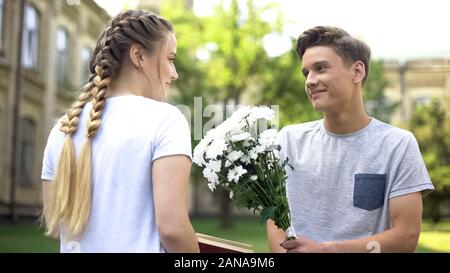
[41,121,65,181]
[389,132,434,199]
[152,106,192,162]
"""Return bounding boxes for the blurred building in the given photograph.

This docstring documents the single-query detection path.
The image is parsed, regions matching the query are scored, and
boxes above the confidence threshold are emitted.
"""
[0,0,109,217]
[385,58,450,124]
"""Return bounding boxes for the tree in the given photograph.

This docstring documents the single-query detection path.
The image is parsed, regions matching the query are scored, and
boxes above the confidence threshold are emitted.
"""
[363,60,399,123]
[160,1,211,217]
[256,44,321,127]
[162,0,279,228]
[409,98,450,222]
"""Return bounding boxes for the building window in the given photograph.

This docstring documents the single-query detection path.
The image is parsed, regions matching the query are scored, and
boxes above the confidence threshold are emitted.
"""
[21,4,39,69]
[0,0,4,50]
[81,46,92,82]
[17,118,36,187]
[56,27,69,85]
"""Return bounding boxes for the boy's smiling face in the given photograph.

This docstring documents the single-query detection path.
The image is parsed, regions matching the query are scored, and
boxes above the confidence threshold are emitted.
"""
[301,45,357,114]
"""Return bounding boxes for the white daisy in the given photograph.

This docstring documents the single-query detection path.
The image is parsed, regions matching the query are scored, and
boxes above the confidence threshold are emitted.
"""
[205,138,227,159]
[258,129,278,148]
[227,165,248,183]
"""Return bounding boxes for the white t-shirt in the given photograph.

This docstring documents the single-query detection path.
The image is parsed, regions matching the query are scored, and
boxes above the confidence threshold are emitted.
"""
[41,96,192,253]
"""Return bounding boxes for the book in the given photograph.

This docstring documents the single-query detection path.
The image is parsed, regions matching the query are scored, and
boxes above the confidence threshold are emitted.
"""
[196,233,254,253]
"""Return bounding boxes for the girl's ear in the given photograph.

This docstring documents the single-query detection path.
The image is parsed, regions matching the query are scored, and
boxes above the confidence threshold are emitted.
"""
[129,43,145,69]
[352,61,366,84]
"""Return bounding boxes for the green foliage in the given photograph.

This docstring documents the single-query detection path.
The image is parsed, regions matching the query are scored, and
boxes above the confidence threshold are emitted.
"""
[162,0,276,105]
[160,0,288,197]
[163,0,356,128]
[409,98,450,221]
[161,1,212,106]
[161,0,216,191]
[257,47,321,127]
[363,60,399,123]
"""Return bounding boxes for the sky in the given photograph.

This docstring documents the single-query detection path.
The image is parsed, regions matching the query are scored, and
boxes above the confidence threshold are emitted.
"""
[95,0,450,60]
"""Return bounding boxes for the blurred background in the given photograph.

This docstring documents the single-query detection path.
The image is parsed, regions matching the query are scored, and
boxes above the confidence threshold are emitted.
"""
[0,0,449,252]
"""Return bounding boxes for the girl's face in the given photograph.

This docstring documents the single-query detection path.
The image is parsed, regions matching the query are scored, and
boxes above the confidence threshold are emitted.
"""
[141,32,178,101]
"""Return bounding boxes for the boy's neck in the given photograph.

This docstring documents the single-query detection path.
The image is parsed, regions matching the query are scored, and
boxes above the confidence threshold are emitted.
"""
[323,108,371,135]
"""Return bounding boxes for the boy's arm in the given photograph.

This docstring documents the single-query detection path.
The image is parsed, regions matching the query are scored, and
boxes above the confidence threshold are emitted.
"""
[324,192,422,252]
[281,192,423,253]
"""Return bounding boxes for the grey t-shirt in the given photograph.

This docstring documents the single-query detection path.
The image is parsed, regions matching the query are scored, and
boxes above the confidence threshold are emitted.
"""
[277,118,434,242]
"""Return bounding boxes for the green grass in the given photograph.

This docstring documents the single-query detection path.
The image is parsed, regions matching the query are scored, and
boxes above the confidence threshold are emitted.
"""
[417,231,450,253]
[417,219,450,253]
[0,217,449,253]
[421,219,450,231]
[0,220,59,253]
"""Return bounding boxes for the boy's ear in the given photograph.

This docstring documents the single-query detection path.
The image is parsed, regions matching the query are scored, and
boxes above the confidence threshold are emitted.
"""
[352,61,366,84]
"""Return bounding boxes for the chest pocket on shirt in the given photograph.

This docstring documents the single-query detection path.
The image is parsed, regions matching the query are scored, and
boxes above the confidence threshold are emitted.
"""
[353,174,387,211]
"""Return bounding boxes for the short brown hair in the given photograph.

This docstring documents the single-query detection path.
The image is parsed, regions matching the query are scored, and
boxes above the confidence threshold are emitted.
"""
[296,26,371,84]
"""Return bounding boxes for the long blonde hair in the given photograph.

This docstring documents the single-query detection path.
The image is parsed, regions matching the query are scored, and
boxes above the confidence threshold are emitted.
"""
[44,10,173,239]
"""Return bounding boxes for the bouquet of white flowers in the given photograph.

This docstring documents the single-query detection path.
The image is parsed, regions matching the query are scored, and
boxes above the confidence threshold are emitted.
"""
[193,106,296,239]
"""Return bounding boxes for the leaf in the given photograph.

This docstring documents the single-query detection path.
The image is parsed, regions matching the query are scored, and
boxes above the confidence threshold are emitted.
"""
[260,206,276,225]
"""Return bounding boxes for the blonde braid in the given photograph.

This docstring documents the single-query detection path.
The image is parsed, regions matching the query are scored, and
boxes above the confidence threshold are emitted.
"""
[60,80,95,135]
[44,9,175,239]
[45,75,96,238]
[58,18,120,238]
[87,66,110,138]
[67,66,111,238]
